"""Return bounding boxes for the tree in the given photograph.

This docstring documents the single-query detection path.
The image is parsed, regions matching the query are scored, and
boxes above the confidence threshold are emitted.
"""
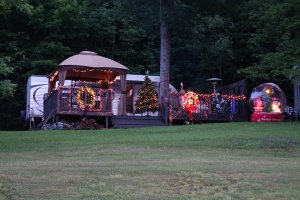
[0,57,16,96]
[192,15,235,87]
[0,0,32,15]
[159,0,173,101]
[135,75,160,115]
[0,0,32,97]
[238,0,300,83]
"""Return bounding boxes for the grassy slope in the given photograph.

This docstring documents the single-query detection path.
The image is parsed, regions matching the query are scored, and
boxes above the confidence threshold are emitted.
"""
[0,122,300,199]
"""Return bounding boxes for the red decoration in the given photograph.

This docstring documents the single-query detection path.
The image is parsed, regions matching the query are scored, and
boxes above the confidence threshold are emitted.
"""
[181,91,200,120]
[253,96,264,113]
[251,113,283,122]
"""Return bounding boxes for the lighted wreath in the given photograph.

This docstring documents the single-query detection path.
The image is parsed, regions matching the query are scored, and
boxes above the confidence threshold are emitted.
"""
[181,91,200,120]
[76,87,96,110]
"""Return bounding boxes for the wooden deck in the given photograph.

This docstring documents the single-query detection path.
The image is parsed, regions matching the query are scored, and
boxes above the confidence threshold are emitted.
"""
[111,116,165,128]
[44,87,113,122]
[168,91,247,123]
[41,80,248,129]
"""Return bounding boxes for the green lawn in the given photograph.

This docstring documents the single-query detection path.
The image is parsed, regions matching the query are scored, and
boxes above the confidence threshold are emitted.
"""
[0,122,300,200]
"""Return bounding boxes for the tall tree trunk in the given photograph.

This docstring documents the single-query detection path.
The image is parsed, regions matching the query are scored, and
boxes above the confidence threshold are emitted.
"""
[159,0,172,101]
[111,21,116,59]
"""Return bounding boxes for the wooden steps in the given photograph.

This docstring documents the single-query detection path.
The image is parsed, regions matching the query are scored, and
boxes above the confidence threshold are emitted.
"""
[111,116,165,128]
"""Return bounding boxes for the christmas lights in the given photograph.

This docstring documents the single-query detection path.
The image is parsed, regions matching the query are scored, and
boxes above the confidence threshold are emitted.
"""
[76,87,96,110]
[135,76,160,114]
[168,91,246,121]
[49,71,58,82]
[181,91,200,120]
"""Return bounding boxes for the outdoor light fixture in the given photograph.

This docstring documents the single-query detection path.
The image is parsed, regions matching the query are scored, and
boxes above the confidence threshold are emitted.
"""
[206,78,222,94]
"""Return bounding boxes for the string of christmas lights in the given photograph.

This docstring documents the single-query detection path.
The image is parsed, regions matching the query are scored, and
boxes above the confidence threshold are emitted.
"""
[168,91,247,121]
[181,91,200,120]
[135,76,160,114]
[76,87,96,110]
[49,71,58,82]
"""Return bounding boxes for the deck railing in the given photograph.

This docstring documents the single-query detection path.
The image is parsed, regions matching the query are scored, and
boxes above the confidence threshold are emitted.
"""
[44,87,113,118]
[168,92,246,122]
[44,90,58,120]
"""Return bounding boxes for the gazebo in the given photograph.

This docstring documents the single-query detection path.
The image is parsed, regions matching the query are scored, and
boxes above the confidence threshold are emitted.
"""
[43,51,128,125]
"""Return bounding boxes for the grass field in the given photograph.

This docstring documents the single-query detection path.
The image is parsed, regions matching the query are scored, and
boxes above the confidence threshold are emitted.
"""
[0,122,300,200]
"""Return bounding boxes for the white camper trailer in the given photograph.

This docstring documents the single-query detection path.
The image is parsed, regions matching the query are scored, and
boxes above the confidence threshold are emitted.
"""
[26,75,73,122]
[26,75,48,121]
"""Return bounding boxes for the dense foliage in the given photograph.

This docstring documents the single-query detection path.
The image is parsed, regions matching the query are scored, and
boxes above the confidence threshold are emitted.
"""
[0,0,299,129]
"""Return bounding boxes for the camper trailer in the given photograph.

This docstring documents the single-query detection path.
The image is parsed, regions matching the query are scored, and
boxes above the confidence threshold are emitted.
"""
[26,75,73,125]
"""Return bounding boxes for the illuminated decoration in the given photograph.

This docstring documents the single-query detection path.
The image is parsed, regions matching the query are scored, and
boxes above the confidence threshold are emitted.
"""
[168,92,187,122]
[221,94,246,100]
[76,87,96,110]
[72,69,114,74]
[114,76,121,81]
[181,91,200,120]
[49,71,58,82]
[56,86,113,114]
[271,98,281,113]
[77,80,112,86]
[250,83,286,114]
[168,91,246,122]
[198,93,246,100]
[253,96,264,113]
[250,83,286,122]
[43,50,128,124]
[135,75,160,114]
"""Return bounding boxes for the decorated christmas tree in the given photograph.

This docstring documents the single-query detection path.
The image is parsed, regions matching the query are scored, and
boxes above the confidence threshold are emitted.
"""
[135,75,160,115]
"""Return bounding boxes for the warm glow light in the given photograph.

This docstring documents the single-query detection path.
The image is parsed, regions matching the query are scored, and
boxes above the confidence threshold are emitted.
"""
[182,91,200,120]
[114,76,120,81]
[49,71,58,82]
[266,89,270,94]
[135,76,160,114]
[76,87,96,110]
[168,91,247,121]
[271,101,281,113]
[253,96,263,113]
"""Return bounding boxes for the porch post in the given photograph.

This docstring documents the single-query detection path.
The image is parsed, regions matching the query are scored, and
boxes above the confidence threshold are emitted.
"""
[120,74,127,115]
[58,70,66,87]
[48,79,56,94]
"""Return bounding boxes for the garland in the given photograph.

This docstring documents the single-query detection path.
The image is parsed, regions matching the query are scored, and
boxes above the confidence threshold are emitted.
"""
[76,87,96,110]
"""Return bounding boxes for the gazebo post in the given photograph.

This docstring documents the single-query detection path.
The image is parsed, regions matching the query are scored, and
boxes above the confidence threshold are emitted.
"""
[58,70,66,87]
[48,79,53,94]
[120,74,127,115]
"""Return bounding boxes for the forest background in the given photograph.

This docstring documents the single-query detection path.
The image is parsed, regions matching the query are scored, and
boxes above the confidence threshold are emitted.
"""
[0,0,299,130]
